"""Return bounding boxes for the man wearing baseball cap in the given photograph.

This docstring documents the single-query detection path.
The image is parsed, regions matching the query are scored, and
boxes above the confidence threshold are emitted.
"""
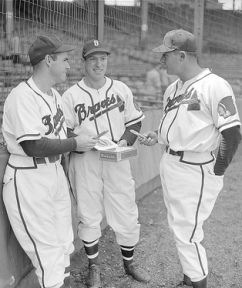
[62,39,151,287]
[138,29,241,288]
[2,35,98,288]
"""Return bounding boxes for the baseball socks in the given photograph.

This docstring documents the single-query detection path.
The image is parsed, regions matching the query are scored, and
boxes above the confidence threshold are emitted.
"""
[120,245,151,283]
[82,239,101,288]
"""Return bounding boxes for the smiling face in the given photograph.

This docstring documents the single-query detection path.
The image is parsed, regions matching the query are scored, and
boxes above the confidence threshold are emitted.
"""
[84,52,109,83]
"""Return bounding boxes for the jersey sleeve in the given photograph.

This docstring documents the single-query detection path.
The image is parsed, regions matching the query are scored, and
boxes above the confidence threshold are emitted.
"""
[62,88,76,130]
[5,87,45,143]
[207,77,241,132]
[118,82,145,127]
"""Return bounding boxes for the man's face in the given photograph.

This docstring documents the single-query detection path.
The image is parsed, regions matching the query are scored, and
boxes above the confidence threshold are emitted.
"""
[50,52,70,84]
[160,50,180,75]
[84,52,108,81]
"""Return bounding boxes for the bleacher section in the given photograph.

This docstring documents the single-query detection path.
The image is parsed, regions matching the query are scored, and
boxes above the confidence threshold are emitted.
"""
[1,33,242,142]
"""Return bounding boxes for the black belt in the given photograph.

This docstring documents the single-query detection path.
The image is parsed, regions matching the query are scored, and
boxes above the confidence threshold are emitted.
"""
[35,155,60,164]
[166,146,183,156]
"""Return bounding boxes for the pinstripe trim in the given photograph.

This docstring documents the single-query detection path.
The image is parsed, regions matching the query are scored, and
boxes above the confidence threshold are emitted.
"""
[86,252,99,259]
[162,72,213,144]
[8,162,37,170]
[125,114,144,126]
[122,256,134,261]
[167,106,179,145]
[25,81,52,113]
[189,165,206,276]
[16,133,41,142]
[120,246,135,251]
[14,169,46,288]
[218,119,241,131]
[160,82,179,136]
[180,151,215,165]
[83,239,99,247]
[76,83,99,133]
[104,79,116,141]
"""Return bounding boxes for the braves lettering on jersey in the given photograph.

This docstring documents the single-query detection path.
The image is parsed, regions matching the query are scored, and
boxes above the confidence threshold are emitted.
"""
[158,69,241,152]
[2,77,73,288]
[62,76,144,248]
[63,77,144,141]
[157,68,241,282]
[3,78,67,158]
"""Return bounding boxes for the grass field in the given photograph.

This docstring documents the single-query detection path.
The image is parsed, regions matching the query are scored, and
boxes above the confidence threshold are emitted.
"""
[70,142,242,288]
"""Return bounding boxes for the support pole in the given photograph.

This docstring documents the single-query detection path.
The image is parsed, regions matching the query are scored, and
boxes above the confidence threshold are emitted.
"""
[97,0,104,42]
[194,0,204,64]
[5,0,14,44]
[140,0,148,47]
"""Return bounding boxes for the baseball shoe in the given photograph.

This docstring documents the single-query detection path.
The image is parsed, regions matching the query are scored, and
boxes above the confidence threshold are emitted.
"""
[191,277,207,288]
[86,264,102,288]
[123,262,151,283]
[176,274,192,287]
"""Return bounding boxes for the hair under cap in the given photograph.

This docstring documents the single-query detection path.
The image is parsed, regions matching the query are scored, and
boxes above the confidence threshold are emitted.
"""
[28,35,76,66]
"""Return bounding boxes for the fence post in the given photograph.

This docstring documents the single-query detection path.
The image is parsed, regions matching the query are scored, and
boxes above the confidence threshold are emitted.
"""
[194,0,204,64]
[140,0,148,47]
[97,0,104,42]
[5,0,13,43]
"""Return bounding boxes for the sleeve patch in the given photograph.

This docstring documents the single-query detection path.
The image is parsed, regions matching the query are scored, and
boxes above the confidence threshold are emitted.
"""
[217,96,236,119]
[133,99,141,111]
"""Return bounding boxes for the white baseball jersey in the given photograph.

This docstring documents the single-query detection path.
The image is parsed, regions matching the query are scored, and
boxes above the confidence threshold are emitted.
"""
[62,77,144,246]
[62,77,144,141]
[3,77,67,158]
[157,68,241,282]
[158,69,241,152]
[2,77,73,288]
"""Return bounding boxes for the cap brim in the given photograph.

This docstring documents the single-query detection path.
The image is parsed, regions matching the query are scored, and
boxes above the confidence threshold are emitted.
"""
[84,48,111,58]
[152,44,175,54]
[55,44,76,53]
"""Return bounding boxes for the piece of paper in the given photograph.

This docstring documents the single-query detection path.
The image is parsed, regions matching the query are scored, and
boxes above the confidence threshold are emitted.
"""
[93,136,118,151]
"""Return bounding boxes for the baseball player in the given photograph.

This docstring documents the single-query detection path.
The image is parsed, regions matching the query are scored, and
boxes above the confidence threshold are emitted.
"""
[62,39,151,287]
[2,35,97,288]
[138,29,241,288]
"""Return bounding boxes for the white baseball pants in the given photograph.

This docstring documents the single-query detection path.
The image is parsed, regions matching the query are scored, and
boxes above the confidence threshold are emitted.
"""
[160,151,224,282]
[3,160,74,288]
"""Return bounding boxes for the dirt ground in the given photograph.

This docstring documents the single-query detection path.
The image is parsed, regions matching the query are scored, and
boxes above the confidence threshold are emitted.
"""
[70,143,242,288]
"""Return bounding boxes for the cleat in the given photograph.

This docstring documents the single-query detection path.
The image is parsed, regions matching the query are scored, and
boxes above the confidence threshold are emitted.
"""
[124,262,151,283]
[176,274,192,287]
[86,264,102,288]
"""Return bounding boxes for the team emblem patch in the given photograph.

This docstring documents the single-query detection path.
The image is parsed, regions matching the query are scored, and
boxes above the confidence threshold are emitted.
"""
[218,96,236,119]
[133,99,141,111]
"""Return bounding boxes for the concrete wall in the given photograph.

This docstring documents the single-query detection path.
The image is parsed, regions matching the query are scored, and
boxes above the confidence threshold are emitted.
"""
[0,108,163,288]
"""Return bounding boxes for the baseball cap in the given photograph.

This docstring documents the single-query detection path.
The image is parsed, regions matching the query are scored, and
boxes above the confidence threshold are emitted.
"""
[82,39,111,58]
[28,35,76,66]
[152,29,197,54]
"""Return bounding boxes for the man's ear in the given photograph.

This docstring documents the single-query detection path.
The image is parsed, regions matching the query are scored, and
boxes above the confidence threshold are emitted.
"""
[45,54,52,66]
[180,51,186,59]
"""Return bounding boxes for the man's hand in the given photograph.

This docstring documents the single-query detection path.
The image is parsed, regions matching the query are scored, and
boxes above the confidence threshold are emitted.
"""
[117,139,128,147]
[74,134,97,152]
[138,131,158,146]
